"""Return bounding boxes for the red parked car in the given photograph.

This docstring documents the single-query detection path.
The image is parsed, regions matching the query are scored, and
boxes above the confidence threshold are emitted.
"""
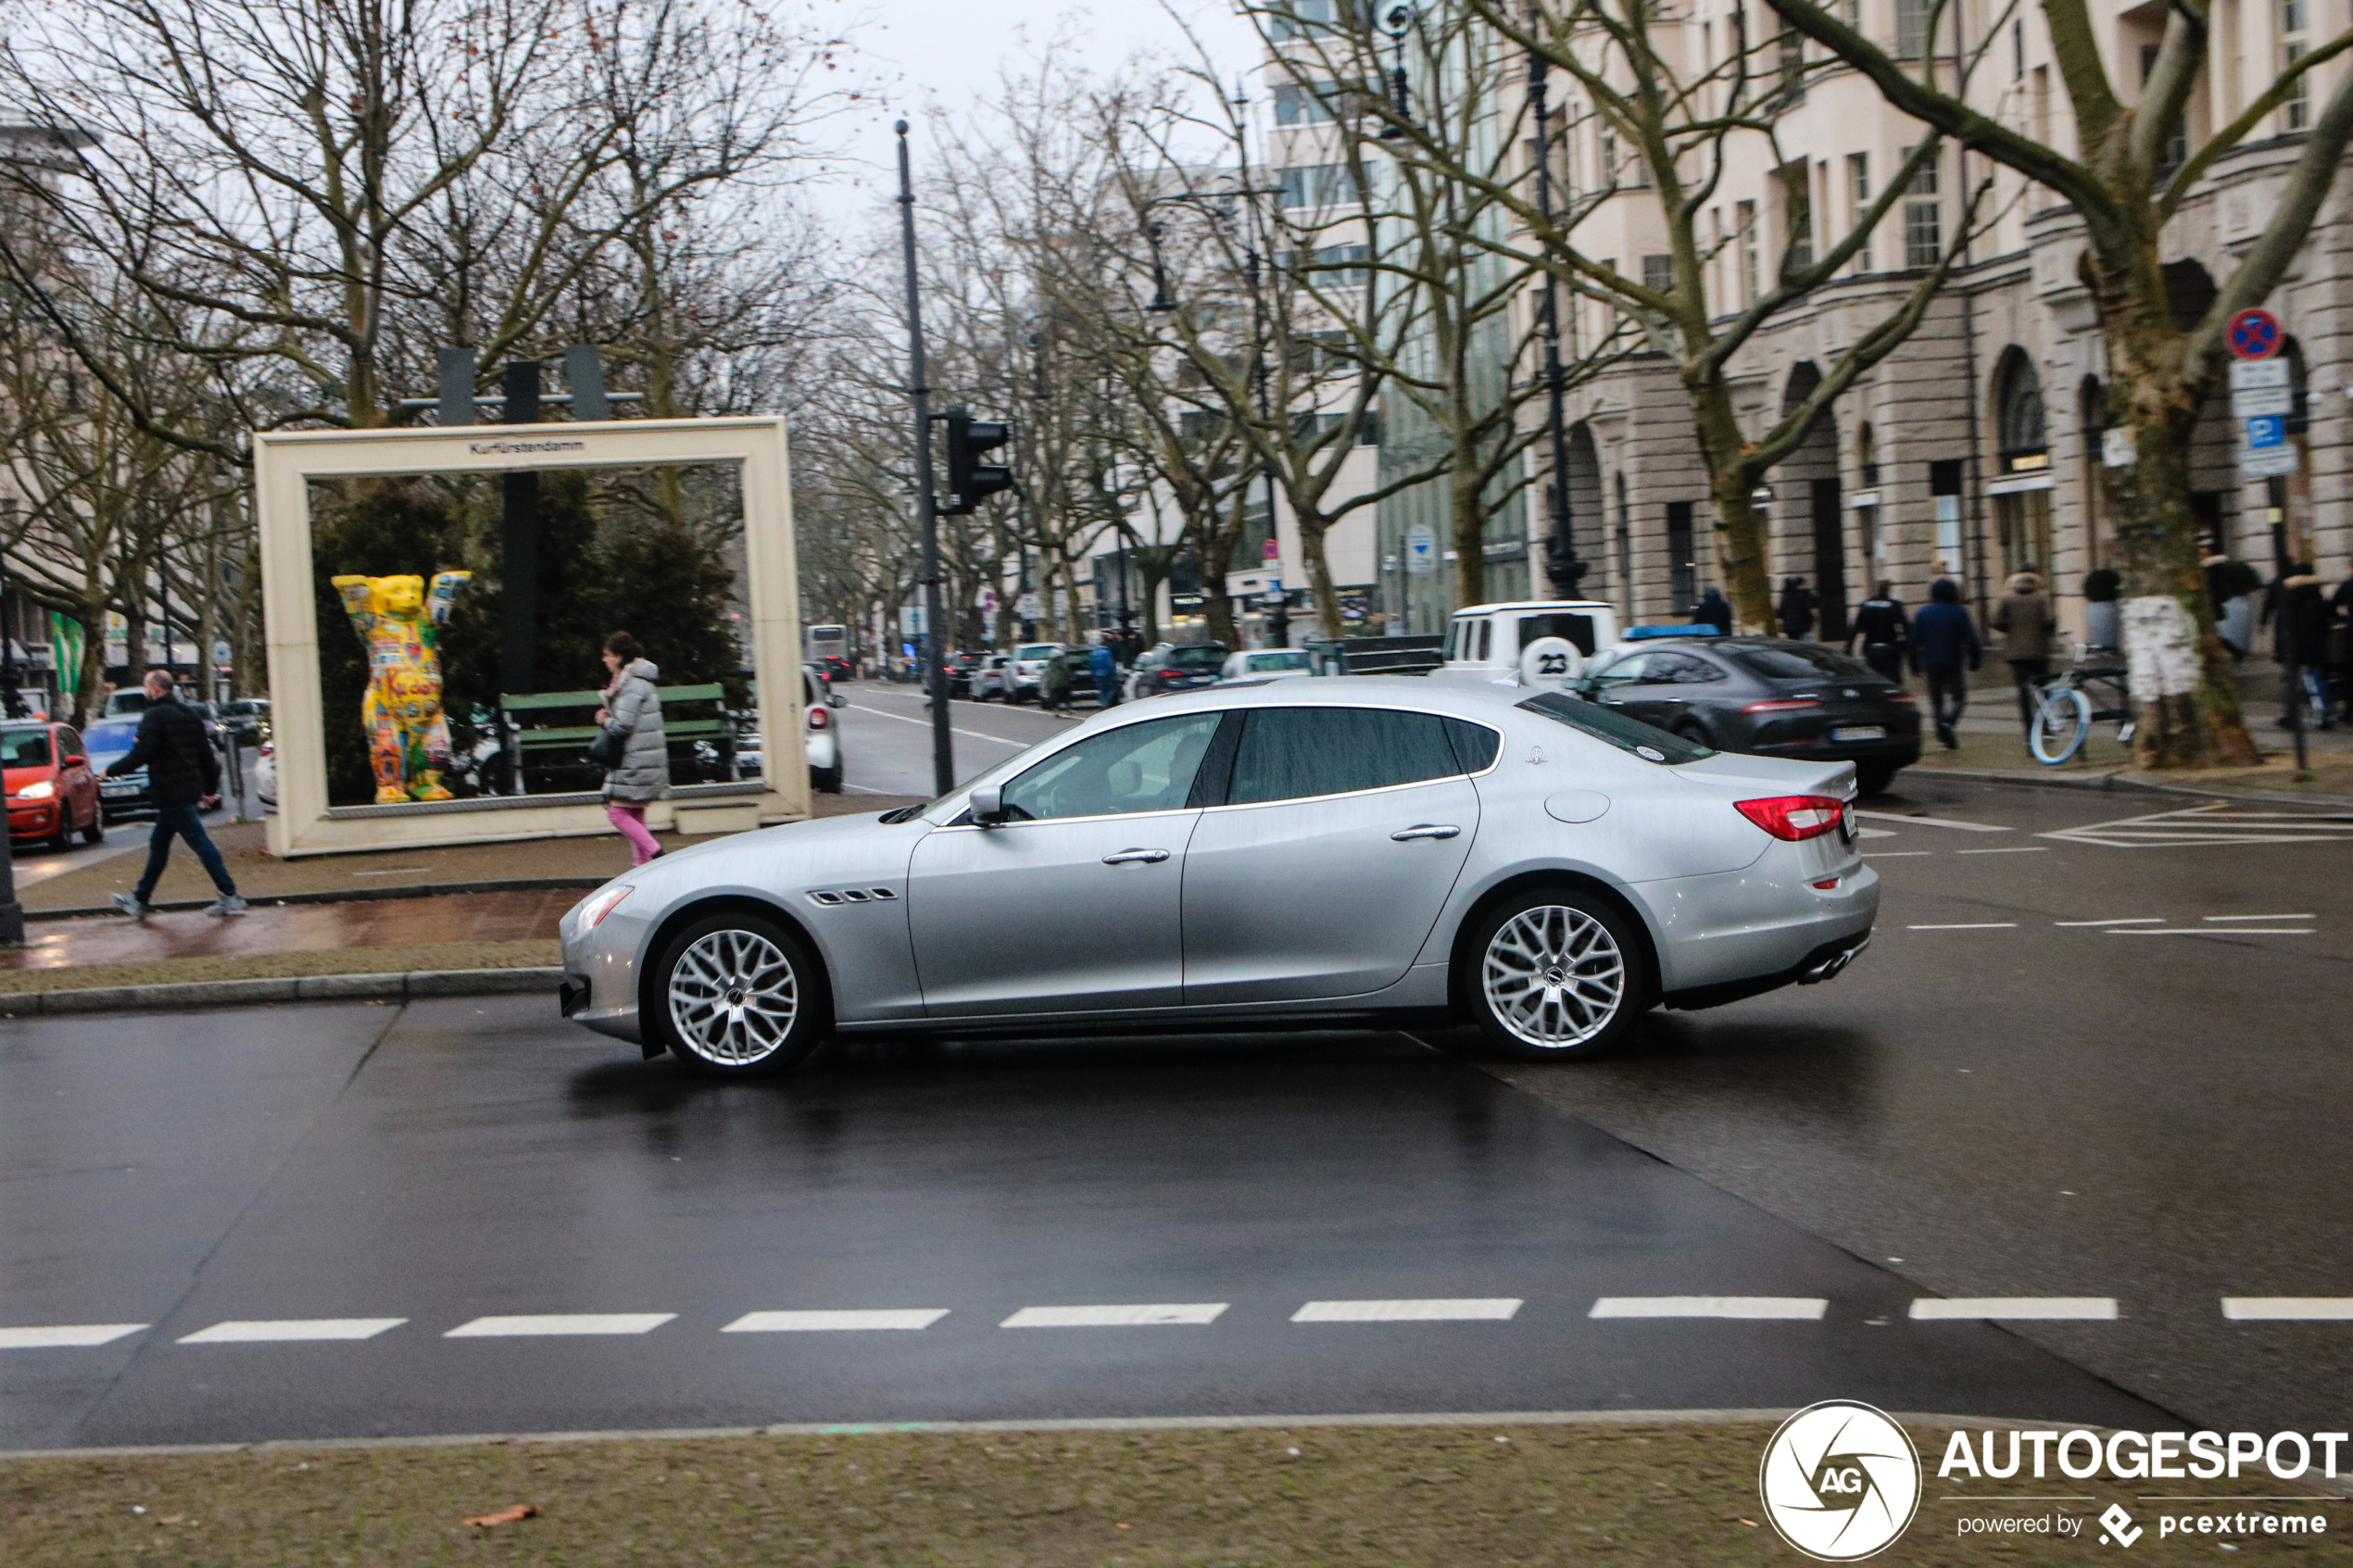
[4,721,104,850]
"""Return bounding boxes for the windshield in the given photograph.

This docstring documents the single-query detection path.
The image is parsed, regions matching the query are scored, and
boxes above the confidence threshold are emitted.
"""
[1166,646,1226,671]
[1731,644,1875,682]
[1517,692,1716,763]
[0,730,51,768]
[1249,650,1313,671]
[1016,645,1058,661]
[105,692,147,715]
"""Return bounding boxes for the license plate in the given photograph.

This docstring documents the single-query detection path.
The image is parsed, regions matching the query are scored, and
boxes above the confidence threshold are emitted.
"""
[102,783,138,797]
[1831,726,1886,742]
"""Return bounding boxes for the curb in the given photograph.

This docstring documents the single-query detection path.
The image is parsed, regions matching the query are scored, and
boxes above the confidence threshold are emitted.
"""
[0,967,560,1017]
[28,877,602,923]
[1914,764,2353,809]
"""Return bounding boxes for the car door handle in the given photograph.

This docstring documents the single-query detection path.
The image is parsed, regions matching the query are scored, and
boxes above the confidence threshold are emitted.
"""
[1101,847,1171,865]
[1390,823,1462,841]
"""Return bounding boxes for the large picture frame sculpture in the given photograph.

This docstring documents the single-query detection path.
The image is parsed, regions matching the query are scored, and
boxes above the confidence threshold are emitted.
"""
[258,416,808,859]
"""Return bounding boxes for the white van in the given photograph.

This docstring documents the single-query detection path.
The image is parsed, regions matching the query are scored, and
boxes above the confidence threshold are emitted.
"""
[1430,600,1620,685]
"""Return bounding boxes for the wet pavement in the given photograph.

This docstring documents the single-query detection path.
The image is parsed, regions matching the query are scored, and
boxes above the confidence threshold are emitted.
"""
[5,888,572,970]
[2,775,2346,1450]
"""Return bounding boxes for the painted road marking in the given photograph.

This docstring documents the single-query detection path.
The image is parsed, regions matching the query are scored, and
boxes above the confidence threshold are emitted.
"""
[1909,1298,2118,1321]
[1291,1298,1522,1323]
[723,1310,949,1333]
[1863,850,1932,858]
[2055,917,2163,926]
[2109,928,2315,936]
[1906,923,2019,931]
[0,1323,147,1349]
[1000,1304,1227,1328]
[178,1319,407,1344]
[1956,847,2048,855]
[1857,811,2010,833]
[2204,914,2314,922]
[1857,826,1899,839]
[2042,806,2353,848]
[2222,1298,2353,1321]
[1589,1297,1828,1320]
[848,705,1038,748]
[445,1314,677,1337]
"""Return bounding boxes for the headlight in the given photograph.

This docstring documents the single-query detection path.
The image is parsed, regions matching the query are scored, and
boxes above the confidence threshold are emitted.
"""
[14,780,55,800]
[575,884,635,929]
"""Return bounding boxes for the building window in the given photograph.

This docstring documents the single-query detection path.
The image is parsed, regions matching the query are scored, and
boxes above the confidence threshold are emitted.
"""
[1778,28,1806,104]
[1846,153,1872,272]
[2284,34,2311,129]
[1895,0,1930,57]
[1667,501,1696,608]
[1737,200,1759,302]
[1266,0,1336,42]
[1902,147,1941,268]
[1273,82,1334,125]
[1642,253,1674,295]
[1995,351,2048,470]
[1277,163,1349,209]
[1780,162,1814,271]
[1857,420,1880,487]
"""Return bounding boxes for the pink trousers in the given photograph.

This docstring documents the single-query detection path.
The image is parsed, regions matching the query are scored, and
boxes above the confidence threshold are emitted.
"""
[606,802,661,865]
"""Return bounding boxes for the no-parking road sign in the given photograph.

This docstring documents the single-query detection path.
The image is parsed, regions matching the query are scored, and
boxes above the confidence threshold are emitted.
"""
[2228,307,2282,360]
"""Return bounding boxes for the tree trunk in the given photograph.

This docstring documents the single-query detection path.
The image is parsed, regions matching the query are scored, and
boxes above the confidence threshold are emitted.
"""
[1301,511,1342,639]
[1450,446,1488,609]
[1690,376,1776,632]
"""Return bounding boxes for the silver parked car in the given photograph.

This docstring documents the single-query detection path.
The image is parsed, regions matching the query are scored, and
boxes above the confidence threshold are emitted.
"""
[559,678,1877,1078]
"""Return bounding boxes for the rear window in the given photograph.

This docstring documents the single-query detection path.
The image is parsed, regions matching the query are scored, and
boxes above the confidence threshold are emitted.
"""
[1731,644,1873,681]
[1016,645,1058,660]
[1166,646,1226,672]
[1247,650,1313,671]
[0,730,51,767]
[1517,692,1716,763]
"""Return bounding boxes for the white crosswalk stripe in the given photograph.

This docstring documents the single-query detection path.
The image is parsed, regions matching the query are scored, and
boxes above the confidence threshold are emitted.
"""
[2042,806,2353,848]
[1000,1304,1227,1327]
[1290,1298,1522,1323]
[1909,1298,2116,1320]
[2222,1298,2353,1321]
[445,1313,676,1337]
[1589,1297,1828,1320]
[179,1318,407,1343]
[0,1323,147,1348]
[723,1310,948,1333]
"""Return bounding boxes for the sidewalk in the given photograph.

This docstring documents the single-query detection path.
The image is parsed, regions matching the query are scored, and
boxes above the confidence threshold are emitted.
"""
[17,792,925,917]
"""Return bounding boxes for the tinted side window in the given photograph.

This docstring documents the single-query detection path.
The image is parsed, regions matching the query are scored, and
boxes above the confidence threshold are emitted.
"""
[1000,712,1223,822]
[1590,652,1649,687]
[1443,718,1501,772]
[1227,708,1463,805]
[59,727,82,757]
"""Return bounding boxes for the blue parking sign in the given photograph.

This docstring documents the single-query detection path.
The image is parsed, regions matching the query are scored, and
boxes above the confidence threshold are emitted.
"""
[2245,414,2286,448]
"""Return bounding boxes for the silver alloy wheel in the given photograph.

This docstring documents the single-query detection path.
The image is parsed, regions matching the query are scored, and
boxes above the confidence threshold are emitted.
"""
[1481,904,1626,1048]
[667,928,799,1065]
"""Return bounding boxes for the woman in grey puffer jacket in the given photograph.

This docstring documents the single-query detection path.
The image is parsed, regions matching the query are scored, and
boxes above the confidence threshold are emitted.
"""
[596,632,668,865]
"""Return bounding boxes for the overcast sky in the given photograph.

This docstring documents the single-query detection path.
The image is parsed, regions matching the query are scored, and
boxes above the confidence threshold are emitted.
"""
[807,0,1261,231]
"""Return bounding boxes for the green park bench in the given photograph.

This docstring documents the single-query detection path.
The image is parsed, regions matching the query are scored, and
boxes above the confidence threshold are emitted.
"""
[498,683,737,791]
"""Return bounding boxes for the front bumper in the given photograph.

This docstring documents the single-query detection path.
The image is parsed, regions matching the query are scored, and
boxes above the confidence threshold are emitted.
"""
[7,802,58,839]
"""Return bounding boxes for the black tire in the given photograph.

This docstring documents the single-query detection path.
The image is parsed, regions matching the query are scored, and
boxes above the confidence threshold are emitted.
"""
[1854,760,1899,796]
[82,811,105,846]
[1461,886,1650,1061]
[1673,720,1713,748]
[648,909,828,1080]
[810,763,842,795]
[45,813,72,852]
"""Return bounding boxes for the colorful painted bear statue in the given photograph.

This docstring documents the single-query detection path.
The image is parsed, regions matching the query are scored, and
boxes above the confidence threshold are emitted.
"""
[330,571,472,804]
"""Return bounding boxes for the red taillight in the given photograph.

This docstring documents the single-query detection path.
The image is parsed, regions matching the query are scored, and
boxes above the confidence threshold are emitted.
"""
[1885,691,1916,704]
[807,706,828,731]
[1741,698,1820,713]
[1736,795,1849,841]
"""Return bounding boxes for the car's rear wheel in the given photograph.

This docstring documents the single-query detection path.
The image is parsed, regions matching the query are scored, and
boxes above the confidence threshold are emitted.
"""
[809,762,842,794]
[650,910,828,1080]
[1464,889,1647,1061]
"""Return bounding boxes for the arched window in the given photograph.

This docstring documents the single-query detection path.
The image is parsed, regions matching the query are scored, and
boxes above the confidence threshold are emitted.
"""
[1996,351,2046,471]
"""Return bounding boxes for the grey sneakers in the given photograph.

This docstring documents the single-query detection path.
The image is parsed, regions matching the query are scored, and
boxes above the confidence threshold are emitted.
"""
[109,893,151,917]
[110,892,245,915]
[205,895,247,916]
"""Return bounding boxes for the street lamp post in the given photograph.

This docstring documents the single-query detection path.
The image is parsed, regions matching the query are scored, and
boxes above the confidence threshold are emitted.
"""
[896,119,955,797]
[1528,28,1585,602]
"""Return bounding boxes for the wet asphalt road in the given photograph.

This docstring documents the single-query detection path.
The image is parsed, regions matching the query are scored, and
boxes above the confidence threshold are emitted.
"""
[2,773,2347,1449]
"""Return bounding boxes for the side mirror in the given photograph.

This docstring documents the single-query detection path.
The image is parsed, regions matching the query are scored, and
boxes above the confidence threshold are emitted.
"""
[969,783,1005,826]
[63,755,85,768]
[827,691,846,709]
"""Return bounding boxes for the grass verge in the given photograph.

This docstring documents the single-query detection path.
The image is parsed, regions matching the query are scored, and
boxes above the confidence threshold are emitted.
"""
[3,1422,2347,1565]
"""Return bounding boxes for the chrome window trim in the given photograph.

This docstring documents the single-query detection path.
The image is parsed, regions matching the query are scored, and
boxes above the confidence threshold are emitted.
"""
[927,803,1205,834]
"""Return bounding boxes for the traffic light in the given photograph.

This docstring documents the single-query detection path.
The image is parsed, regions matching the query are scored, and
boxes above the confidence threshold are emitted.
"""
[940,410,1012,515]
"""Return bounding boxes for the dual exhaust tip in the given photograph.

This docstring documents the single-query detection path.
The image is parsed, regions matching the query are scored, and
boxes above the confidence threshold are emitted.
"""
[1799,933,1871,985]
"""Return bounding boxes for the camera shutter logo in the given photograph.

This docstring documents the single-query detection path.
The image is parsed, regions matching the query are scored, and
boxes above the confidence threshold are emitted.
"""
[1758,1400,1922,1560]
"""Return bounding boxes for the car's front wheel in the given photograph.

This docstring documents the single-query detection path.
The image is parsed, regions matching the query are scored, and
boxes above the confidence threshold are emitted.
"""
[1464,889,1647,1060]
[649,910,828,1080]
[809,763,842,794]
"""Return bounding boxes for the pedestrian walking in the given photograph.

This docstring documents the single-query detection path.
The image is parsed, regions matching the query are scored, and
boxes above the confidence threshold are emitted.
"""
[2330,567,2353,722]
[107,668,244,917]
[1911,578,1982,749]
[1043,647,1074,715]
[597,633,669,866]
[1990,567,2057,734]
[2265,564,2334,729]
[1845,581,1910,684]
[1692,584,1733,635]
[1088,641,1118,709]
[1778,577,1818,640]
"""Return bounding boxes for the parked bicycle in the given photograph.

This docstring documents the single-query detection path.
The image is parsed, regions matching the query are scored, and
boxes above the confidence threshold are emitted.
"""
[2029,645,2135,764]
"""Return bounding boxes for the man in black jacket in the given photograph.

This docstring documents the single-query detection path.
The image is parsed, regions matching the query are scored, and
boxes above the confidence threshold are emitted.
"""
[106,669,244,916]
[1845,581,1911,684]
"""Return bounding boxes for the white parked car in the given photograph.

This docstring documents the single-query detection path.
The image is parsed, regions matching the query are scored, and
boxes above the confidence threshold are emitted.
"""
[801,667,845,793]
[1007,643,1063,702]
[1219,648,1317,682]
